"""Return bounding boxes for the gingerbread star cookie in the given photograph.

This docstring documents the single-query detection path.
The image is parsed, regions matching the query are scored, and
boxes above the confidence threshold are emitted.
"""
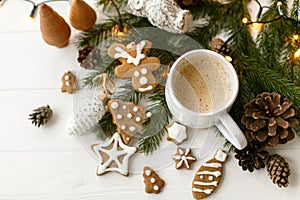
[172,147,196,170]
[166,122,187,145]
[108,40,161,93]
[91,132,137,176]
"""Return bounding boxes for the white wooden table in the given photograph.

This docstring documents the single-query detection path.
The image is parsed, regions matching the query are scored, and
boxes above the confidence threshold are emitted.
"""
[0,0,299,199]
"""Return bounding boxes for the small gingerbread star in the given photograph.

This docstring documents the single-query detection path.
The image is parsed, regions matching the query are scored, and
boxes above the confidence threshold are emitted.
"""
[172,147,196,170]
[166,122,187,145]
[91,132,137,176]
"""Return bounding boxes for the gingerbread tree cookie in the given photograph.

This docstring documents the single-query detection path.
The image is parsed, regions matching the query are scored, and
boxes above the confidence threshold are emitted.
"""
[91,132,137,176]
[143,167,165,194]
[108,99,151,144]
[192,150,228,199]
[61,70,78,94]
[108,40,161,93]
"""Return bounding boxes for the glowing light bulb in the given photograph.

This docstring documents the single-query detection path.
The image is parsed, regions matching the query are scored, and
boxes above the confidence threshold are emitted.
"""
[277,1,282,6]
[242,18,248,24]
[293,34,299,40]
[225,55,233,62]
[294,49,300,58]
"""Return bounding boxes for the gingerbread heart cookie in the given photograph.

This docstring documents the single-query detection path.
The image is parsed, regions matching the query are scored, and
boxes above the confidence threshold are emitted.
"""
[108,40,161,93]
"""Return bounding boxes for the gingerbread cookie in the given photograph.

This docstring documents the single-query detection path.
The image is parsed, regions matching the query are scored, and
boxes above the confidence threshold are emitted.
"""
[172,147,196,170]
[91,132,137,176]
[192,150,228,199]
[166,122,187,145]
[108,40,161,93]
[61,70,78,94]
[108,99,151,144]
[143,167,165,194]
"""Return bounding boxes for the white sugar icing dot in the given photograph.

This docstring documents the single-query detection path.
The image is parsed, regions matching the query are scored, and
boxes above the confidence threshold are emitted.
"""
[111,102,119,109]
[146,112,152,117]
[65,81,70,86]
[145,170,151,176]
[129,126,136,132]
[208,176,214,181]
[64,75,70,80]
[121,125,126,130]
[135,117,141,122]
[133,107,139,112]
[122,105,127,110]
[150,178,156,183]
[139,77,148,85]
[126,137,130,141]
[200,175,204,179]
[153,185,159,191]
[134,71,140,77]
[127,113,133,119]
[117,114,123,120]
[141,68,148,74]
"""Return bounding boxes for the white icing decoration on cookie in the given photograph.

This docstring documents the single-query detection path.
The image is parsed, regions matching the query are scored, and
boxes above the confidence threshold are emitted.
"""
[197,171,222,177]
[114,40,146,66]
[150,178,156,183]
[173,148,196,169]
[92,132,137,176]
[208,176,214,181]
[134,71,140,77]
[166,122,187,144]
[145,170,151,176]
[127,113,133,119]
[202,162,222,168]
[138,85,153,92]
[194,181,218,186]
[153,185,159,191]
[122,105,127,110]
[146,112,152,117]
[65,81,70,86]
[192,188,214,194]
[121,125,126,130]
[129,126,136,132]
[141,68,148,74]
[135,117,141,122]
[117,114,123,120]
[133,107,139,112]
[200,175,204,179]
[139,77,148,85]
[64,75,70,80]
[215,150,228,162]
[111,102,119,109]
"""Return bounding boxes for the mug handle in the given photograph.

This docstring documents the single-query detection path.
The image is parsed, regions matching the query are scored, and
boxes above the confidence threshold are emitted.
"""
[216,113,247,150]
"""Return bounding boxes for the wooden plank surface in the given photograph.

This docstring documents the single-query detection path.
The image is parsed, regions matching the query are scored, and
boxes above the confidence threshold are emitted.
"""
[1,0,299,199]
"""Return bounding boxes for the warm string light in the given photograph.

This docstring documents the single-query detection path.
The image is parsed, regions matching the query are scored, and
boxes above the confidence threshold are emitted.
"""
[219,1,300,62]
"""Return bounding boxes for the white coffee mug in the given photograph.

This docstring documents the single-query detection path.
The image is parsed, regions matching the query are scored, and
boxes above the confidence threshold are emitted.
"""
[165,49,247,150]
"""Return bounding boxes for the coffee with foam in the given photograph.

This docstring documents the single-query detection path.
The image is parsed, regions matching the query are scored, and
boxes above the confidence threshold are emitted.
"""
[172,54,234,113]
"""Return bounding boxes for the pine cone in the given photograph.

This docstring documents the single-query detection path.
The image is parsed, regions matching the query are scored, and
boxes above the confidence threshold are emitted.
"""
[235,132,269,172]
[241,92,299,147]
[29,105,53,127]
[267,154,290,187]
[77,46,101,69]
[175,0,199,7]
[209,38,231,56]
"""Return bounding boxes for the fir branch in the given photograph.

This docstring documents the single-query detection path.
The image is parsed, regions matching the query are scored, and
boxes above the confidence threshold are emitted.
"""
[112,80,144,105]
[97,112,116,140]
[138,86,172,154]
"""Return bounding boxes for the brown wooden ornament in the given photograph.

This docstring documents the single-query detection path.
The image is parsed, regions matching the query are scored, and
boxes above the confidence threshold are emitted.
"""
[69,0,97,31]
[39,3,71,48]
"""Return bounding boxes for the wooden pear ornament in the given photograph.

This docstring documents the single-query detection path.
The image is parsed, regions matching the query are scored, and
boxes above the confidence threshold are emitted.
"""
[39,3,71,48]
[69,0,97,31]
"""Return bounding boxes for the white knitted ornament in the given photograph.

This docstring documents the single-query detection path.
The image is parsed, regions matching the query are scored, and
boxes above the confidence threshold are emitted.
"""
[67,93,107,135]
